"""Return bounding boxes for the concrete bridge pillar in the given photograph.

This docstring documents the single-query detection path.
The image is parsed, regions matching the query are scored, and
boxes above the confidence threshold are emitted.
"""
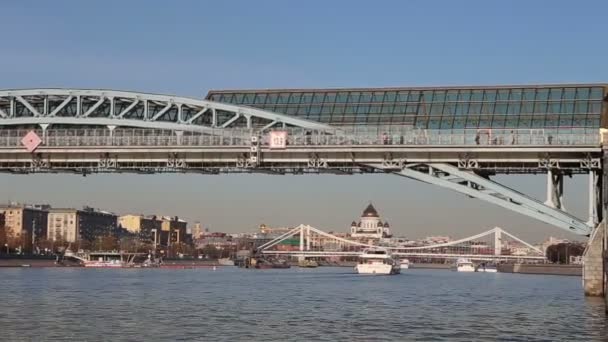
[583,220,605,297]
[583,146,607,303]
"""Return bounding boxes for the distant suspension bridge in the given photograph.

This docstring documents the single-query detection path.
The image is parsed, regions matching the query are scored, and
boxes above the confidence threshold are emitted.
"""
[257,225,546,262]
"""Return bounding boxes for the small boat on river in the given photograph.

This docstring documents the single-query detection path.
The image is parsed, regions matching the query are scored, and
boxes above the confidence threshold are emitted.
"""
[355,249,400,275]
[251,258,291,269]
[298,259,319,268]
[218,258,235,266]
[454,258,475,272]
[475,262,498,273]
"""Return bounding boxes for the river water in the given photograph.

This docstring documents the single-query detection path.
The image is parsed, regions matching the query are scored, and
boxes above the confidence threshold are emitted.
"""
[0,267,606,341]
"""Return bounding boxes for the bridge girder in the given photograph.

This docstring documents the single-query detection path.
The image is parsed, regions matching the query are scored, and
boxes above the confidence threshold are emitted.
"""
[367,162,593,236]
[0,89,335,133]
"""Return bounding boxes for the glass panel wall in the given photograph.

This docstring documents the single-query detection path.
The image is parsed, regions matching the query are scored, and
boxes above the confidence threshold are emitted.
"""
[206,85,605,129]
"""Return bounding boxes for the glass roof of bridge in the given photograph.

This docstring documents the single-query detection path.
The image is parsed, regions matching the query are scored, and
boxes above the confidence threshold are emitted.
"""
[206,85,606,130]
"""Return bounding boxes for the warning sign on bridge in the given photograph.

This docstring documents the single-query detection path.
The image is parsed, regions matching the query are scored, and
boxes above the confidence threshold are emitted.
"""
[21,131,42,152]
[269,131,287,149]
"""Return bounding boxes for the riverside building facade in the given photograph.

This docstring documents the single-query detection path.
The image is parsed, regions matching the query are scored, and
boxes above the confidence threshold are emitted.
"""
[0,204,49,252]
[47,207,118,243]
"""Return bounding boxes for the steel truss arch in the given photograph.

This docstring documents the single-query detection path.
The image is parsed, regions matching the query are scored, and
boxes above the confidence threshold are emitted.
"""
[367,163,593,236]
[0,89,335,133]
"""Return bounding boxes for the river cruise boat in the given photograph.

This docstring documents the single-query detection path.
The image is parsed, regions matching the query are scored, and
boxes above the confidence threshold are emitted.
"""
[454,258,475,272]
[84,259,125,268]
[65,249,146,268]
[399,259,410,270]
[355,249,400,275]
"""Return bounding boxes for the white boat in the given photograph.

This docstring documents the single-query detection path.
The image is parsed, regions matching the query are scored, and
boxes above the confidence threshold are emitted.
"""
[218,258,235,266]
[476,263,498,273]
[399,259,410,270]
[454,258,475,272]
[84,259,124,268]
[355,249,400,275]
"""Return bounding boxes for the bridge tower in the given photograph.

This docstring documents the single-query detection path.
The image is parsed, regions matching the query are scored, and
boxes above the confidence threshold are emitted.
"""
[295,225,313,261]
[494,228,502,256]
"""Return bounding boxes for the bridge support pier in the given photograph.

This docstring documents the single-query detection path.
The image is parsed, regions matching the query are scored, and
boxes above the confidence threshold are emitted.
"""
[583,149,607,304]
[583,220,605,297]
[588,171,601,227]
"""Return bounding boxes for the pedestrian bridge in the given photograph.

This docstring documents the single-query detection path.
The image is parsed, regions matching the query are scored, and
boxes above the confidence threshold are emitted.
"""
[0,87,604,237]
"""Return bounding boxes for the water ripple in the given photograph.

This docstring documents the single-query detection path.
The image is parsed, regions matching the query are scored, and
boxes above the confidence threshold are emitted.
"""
[0,268,607,341]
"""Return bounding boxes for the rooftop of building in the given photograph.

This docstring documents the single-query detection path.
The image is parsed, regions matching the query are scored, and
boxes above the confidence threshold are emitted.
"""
[48,208,78,213]
[362,203,379,218]
[158,215,187,223]
[119,214,187,223]
[49,207,117,216]
[0,203,51,211]
[206,83,608,94]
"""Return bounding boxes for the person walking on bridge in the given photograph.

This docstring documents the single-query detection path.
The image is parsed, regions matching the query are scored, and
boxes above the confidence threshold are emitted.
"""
[305,131,312,145]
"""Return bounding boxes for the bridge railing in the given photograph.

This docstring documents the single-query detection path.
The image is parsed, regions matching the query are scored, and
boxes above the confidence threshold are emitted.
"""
[277,128,598,146]
[0,127,599,147]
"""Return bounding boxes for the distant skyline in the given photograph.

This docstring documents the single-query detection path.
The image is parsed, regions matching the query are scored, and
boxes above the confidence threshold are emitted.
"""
[0,173,589,243]
[1,0,606,241]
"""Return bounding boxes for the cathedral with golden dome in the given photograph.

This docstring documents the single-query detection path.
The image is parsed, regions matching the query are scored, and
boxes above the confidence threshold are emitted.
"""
[350,203,392,239]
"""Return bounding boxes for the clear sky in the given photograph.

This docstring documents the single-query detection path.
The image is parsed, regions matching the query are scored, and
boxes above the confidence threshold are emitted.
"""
[0,0,606,242]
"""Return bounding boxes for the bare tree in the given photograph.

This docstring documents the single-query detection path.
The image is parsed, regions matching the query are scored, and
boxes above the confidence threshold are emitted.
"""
[0,224,6,252]
[76,239,92,251]
[546,242,585,264]
[119,237,139,252]
[100,236,119,251]
[6,229,20,251]
[201,245,220,259]
[37,238,55,254]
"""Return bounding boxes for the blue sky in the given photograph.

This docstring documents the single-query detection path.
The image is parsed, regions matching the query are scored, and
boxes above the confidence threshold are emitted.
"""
[0,0,606,241]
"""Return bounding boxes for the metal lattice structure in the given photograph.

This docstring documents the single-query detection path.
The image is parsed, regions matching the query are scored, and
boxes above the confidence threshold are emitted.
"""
[207,84,606,129]
[0,89,334,133]
[366,163,595,235]
[0,88,603,237]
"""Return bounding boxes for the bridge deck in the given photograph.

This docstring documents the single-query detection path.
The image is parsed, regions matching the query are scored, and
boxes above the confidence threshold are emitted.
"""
[0,128,600,174]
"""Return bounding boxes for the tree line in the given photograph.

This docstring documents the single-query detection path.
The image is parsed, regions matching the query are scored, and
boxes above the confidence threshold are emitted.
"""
[545,242,585,264]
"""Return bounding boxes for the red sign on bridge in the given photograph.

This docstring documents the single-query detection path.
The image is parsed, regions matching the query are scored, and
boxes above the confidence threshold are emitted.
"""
[21,131,42,152]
